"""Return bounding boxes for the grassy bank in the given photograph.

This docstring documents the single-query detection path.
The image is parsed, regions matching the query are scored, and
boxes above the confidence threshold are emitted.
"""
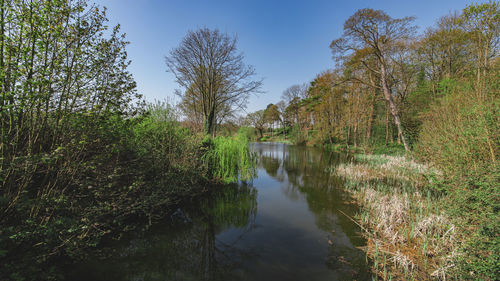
[334,151,498,280]
[334,154,457,280]
[258,135,293,144]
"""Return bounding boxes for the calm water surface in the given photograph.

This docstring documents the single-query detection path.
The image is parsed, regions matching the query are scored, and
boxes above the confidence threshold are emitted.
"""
[67,143,372,281]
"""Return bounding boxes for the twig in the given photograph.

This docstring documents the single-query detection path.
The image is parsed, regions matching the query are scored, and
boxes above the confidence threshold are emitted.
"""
[338,209,369,233]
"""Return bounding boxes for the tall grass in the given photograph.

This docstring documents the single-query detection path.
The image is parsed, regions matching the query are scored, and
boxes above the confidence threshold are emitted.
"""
[335,154,457,280]
[203,134,256,183]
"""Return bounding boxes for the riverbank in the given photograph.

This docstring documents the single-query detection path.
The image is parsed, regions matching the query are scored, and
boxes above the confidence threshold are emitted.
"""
[257,135,293,144]
[334,154,455,280]
[257,130,407,156]
[333,151,500,280]
[0,107,255,281]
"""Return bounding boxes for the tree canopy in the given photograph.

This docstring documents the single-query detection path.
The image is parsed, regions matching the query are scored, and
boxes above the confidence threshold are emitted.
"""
[165,28,263,136]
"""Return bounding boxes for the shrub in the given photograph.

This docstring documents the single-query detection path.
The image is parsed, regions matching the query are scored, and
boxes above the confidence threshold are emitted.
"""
[237,126,258,141]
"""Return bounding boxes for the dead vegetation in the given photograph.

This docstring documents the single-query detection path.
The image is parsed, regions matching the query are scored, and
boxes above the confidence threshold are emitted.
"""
[335,154,457,280]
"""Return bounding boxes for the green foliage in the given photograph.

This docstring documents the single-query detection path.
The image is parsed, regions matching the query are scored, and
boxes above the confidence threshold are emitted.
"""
[416,79,498,176]
[264,103,281,124]
[133,102,203,182]
[236,126,257,141]
[416,77,499,279]
[202,134,256,183]
[0,98,210,280]
[400,75,434,146]
[444,168,500,280]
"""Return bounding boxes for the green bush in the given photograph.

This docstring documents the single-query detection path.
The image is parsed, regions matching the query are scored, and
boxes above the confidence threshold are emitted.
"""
[133,102,204,185]
[416,79,498,176]
[237,126,257,141]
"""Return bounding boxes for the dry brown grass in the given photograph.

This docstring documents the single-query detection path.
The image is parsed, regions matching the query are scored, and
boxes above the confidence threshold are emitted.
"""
[337,154,439,186]
[335,154,457,280]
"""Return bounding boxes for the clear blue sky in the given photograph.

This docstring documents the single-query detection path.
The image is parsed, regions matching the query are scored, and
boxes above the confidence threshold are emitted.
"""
[94,0,479,114]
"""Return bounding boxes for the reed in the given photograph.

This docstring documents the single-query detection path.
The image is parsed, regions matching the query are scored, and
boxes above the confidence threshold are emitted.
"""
[203,134,256,183]
[335,154,457,280]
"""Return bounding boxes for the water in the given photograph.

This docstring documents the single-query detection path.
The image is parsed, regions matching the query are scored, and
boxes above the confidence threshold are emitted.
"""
[66,143,372,281]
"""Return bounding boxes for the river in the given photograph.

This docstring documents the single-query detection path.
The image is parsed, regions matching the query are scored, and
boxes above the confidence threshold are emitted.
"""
[66,142,372,281]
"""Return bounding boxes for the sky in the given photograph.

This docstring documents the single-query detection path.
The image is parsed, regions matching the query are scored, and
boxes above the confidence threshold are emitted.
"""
[93,0,480,114]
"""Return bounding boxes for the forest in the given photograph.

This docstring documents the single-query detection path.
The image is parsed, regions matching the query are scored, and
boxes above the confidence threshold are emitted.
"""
[0,0,498,280]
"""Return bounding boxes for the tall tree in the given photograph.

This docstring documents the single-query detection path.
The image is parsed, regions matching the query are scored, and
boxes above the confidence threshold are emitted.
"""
[165,28,263,136]
[459,1,499,162]
[308,71,346,144]
[276,100,288,137]
[418,12,469,93]
[281,84,308,125]
[460,1,500,99]
[264,103,280,137]
[331,8,416,151]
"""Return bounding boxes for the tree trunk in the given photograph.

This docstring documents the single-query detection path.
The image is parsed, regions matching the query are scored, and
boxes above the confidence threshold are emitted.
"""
[380,63,409,151]
[347,126,351,147]
[385,108,389,146]
[353,124,358,148]
[283,121,286,139]
[204,107,216,136]
[366,73,377,142]
[366,90,376,142]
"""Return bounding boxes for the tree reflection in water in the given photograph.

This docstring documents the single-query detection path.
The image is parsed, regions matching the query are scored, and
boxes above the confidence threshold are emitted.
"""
[66,183,258,281]
[254,143,370,280]
[67,143,372,281]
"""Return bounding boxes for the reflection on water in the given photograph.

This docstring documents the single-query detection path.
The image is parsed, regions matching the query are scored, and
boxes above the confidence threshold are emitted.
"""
[66,143,371,281]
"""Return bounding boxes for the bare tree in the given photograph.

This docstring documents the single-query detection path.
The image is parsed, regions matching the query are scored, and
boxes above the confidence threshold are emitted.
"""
[165,28,263,136]
[331,9,416,151]
[281,84,308,125]
[281,84,308,103]
[276,100,288,137]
